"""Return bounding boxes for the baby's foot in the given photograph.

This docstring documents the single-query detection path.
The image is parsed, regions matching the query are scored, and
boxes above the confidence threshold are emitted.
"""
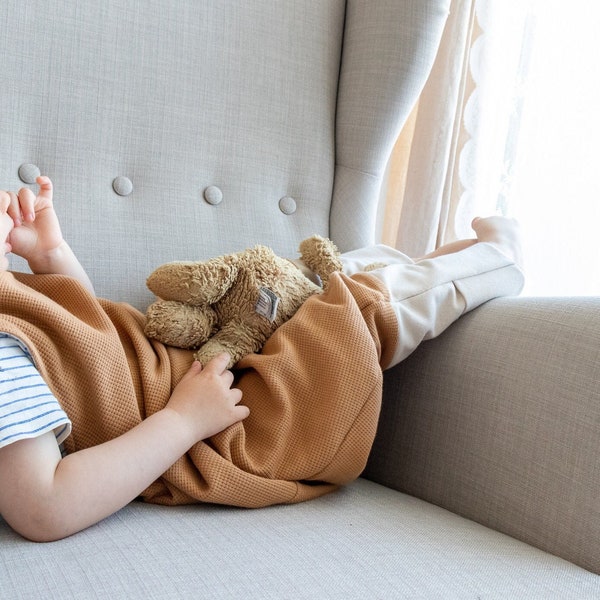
[471,216,523,269]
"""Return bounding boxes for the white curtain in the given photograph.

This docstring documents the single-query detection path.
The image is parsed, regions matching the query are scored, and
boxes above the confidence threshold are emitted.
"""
[382,0,600,295]
[380,0,478,257]
[381,0,531,253]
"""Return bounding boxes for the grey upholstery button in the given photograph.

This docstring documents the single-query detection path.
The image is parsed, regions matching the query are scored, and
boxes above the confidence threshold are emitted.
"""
[112,176,133,196]
[279,196,297,215]
[18,163,41,184]
[204,186,223,205]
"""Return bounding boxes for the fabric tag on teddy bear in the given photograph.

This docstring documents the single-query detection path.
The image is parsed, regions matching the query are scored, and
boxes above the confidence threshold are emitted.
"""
[255,287,280,322]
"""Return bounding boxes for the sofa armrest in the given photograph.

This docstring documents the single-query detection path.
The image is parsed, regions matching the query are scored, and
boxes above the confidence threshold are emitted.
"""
[363,296,600,574]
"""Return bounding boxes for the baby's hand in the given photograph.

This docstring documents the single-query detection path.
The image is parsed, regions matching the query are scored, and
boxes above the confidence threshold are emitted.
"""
[165,354,249,444]
[0,191,16,270]
[471,216,523,268]
[7,176,65,265]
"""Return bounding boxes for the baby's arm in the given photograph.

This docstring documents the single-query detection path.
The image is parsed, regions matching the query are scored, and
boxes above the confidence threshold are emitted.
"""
[0,354,249,541]
[6,176,94,293]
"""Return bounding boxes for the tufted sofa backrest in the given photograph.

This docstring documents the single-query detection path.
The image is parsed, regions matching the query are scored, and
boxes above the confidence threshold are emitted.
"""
[1,0,449,309]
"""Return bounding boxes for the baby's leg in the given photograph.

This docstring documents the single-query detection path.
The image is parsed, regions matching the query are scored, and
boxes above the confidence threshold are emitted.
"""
[340,239,477,276]
[417,238,476,260]
[350,217,524,369]
[340,244,414,276]
[416,216,522,265]
[342,216,521,273]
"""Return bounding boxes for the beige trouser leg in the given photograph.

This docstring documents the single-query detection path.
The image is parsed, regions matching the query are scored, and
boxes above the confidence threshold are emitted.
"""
[342,243,524,369]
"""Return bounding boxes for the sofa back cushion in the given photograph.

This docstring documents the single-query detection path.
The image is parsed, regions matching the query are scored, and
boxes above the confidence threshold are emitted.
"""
[1,0,448,308]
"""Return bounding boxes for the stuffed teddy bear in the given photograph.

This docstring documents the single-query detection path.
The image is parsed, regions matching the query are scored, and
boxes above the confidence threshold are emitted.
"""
[144,235,343,368]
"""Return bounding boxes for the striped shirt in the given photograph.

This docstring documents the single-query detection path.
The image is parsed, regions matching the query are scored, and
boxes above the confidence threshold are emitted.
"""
[0,333,71,450]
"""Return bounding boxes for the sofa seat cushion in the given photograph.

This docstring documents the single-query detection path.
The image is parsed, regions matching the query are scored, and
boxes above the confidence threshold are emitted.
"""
[1,478,598,599]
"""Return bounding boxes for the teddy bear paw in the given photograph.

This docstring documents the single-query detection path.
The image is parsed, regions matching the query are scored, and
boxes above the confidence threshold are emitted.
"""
[145,300,217,349]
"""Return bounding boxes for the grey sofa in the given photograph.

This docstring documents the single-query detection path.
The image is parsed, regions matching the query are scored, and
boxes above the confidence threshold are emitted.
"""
[1,1,599,598]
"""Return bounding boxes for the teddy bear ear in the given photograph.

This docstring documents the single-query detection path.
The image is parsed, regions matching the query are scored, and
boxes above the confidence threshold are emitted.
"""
[146,258,239,304]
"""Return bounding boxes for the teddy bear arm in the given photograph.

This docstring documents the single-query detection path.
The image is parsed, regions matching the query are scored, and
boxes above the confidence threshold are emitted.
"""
[144,300,217,349]
[193,321,269,369]
[146,259,239,305]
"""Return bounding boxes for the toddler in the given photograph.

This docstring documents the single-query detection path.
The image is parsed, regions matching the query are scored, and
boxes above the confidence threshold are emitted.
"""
[0,176,523,541]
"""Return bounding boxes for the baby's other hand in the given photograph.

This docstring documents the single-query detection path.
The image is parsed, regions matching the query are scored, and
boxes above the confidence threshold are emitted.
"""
[7,176,65,263]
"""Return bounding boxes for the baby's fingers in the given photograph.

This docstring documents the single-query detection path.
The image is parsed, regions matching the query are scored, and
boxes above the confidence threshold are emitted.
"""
[0,191,10,212]
[16,188,37,224]
[5,191,24,226]
[206,352,233,373]
[35,176,53,203]
[11,177,54,225]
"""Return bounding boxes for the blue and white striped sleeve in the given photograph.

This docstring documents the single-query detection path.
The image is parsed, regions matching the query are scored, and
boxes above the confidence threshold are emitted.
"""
[0,334,71,450]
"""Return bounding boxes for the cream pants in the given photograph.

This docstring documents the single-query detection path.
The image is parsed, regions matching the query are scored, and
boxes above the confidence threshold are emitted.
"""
[340,243,524,369]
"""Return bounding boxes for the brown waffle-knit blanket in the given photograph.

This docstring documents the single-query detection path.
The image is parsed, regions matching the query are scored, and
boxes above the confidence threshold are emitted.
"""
[0,270,397,507]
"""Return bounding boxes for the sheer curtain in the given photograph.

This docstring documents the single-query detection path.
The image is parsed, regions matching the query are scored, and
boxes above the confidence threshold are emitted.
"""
[497,0,600,296]
[379,0,478,259]
[381,0,600,295]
